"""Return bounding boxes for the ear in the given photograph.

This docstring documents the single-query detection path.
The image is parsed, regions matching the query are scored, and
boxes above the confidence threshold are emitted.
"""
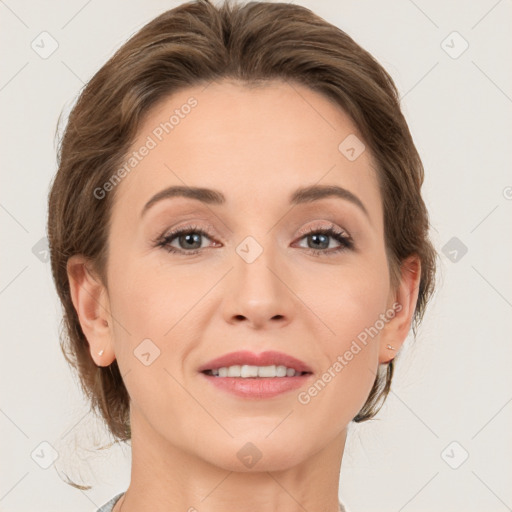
[67,255,116,367]
[379,254,421,364]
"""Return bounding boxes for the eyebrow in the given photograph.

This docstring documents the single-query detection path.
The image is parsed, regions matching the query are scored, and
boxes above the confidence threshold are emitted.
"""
[141,184,369,219]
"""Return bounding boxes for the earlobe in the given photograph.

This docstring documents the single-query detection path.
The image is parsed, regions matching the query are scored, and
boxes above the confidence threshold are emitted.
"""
[379,255,422,364]
[67,255,116,367]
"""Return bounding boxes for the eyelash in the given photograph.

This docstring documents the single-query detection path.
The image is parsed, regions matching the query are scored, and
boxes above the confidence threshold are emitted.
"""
[154,223,354,257]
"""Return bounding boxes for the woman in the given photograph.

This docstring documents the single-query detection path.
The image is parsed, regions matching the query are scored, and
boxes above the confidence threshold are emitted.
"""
[47,1,437,511]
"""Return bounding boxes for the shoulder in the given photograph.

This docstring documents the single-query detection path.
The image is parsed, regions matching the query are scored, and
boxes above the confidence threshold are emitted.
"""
[96,492,125,512]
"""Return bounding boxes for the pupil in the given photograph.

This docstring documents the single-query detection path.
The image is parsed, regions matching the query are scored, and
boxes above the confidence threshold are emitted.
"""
[310,233,328,249]
[182,233,201,249]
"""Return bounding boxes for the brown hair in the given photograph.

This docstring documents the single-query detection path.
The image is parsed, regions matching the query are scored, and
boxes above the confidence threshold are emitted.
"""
[48,0,437,447]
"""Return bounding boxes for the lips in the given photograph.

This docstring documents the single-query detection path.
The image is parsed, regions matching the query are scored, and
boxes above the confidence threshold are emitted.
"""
[197,350,313,374]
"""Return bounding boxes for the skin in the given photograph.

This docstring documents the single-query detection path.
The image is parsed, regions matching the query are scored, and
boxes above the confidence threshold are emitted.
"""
[68,79,421,512]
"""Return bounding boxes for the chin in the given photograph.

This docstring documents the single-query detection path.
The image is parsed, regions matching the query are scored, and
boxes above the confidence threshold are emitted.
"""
[198,435,310,473]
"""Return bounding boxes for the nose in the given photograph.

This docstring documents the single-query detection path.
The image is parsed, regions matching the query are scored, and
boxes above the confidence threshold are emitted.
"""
[221,242,295,330]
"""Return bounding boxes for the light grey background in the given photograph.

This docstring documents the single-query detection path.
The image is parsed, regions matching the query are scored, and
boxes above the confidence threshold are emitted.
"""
[1,1,511,511]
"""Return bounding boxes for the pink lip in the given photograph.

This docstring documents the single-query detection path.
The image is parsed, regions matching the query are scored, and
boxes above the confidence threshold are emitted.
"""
[200,372,313,399]
[197,350,314,399]
[197,350,313,374]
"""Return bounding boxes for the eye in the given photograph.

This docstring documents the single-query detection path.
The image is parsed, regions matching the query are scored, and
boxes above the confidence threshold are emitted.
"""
[154,223,354,257]
[295,224,354,256]
[154,224,219,255]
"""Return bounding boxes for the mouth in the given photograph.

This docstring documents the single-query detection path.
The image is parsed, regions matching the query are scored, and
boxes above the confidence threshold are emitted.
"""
[201,365,311,378]
[198,350,314,399]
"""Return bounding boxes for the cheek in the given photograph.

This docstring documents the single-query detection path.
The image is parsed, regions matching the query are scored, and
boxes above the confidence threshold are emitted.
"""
[297,255,389,395]
[293,266,389,424]
[108,252,203,337]
[296,256,390,340]
[106,262,201,421]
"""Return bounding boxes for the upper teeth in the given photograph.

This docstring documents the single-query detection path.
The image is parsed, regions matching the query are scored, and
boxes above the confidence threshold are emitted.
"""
[209,365,301,378]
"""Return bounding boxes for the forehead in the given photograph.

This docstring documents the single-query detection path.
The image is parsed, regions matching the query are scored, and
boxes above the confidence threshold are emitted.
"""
[112,79,382,228]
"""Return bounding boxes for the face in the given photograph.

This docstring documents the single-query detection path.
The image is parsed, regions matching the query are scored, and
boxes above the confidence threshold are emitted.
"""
[100,79,399,471]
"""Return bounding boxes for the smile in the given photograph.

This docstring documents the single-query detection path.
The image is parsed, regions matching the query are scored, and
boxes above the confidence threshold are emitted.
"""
[203,364,309,378]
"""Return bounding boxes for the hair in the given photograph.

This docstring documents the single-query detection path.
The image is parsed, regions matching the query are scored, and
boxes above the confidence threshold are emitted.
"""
[48,0,437,449]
